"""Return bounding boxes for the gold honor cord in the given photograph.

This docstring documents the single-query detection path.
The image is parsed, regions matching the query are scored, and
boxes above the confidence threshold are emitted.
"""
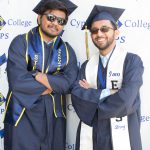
[49,94,58,118]
[25,33,29,64]
[38,29,58,118]
[39,27,45,73]
[61,95,66,119]
[45,66,49,74]
[15,108,26,127]
[85,26,90,60]
[64,42,69,65]
[3,92,12,122]
[53,36,58,47]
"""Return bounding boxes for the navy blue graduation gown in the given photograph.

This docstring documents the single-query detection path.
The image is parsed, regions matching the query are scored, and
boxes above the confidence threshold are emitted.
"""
[71,53,144,150]
[4,34,78,150]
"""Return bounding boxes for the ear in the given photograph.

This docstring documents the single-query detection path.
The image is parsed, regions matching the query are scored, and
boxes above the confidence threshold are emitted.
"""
[37,15,41,25]
[115,29,120,39]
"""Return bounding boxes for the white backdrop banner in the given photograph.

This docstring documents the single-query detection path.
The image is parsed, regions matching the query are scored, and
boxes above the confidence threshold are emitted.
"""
[0,0,150,150]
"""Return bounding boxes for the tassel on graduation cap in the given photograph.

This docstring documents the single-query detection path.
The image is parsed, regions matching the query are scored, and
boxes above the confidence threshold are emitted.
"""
[85,26,90,60]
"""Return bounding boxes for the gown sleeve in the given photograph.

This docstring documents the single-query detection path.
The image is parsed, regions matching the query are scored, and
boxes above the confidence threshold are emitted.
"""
[97,53,144,119]
[71,61,101,125]
[46,42,78,94]
[7,35,46,110]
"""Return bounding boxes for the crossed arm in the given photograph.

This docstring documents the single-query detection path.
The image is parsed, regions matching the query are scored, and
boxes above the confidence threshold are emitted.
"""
[35,72,53,95]
[79,79,117,96]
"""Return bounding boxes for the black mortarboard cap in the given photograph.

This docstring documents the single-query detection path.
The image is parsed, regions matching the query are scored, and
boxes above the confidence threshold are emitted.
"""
[82,5,125,30]
[33,0,77,15]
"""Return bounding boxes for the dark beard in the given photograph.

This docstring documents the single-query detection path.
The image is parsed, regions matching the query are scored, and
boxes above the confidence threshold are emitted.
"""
[92,36,115,51]
[93,41,109,51]
[41,28,57,39]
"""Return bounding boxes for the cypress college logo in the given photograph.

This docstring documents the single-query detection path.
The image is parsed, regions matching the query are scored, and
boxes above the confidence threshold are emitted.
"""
[0,93,6,106]
[0,16,6,30]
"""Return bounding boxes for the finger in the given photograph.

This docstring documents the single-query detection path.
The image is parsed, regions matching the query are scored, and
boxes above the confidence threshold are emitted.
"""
[79,82,85,88]
[83,79,89,85]
[79,81,88,89]
[81,80,90,88]
[82,79,87,82]
[79,83,85,88]
[79,80,85,85]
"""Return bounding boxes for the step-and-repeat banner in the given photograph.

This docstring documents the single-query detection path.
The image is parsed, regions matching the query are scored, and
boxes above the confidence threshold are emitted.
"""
[0,0,150,149]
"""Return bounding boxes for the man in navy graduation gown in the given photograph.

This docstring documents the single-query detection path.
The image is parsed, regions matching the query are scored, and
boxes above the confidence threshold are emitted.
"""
[4,0,78,150]
[71,5,144,150]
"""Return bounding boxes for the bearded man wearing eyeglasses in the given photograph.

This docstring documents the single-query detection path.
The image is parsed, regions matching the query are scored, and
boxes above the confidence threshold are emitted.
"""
[4,1,78,150]
[71,5,144,150]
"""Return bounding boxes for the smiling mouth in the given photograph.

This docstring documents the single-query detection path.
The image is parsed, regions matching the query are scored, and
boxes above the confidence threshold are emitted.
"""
[96,39,106,44]
[96,37,106,42]
[48,25,58,32]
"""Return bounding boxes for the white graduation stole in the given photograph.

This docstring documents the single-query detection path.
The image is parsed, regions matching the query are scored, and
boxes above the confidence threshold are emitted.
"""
[80,45,131,150]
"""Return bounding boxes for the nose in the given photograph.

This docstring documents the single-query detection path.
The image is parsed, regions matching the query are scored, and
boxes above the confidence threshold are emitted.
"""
[52,19,59,25]
[97,29,104,36]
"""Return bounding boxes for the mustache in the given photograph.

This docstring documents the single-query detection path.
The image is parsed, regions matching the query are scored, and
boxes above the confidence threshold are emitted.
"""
[95,36,105,40]
[48,24,59,32]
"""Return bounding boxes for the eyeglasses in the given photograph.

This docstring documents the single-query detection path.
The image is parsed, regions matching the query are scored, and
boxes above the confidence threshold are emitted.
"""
[44,13,67,26]
[90,26,115,34]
